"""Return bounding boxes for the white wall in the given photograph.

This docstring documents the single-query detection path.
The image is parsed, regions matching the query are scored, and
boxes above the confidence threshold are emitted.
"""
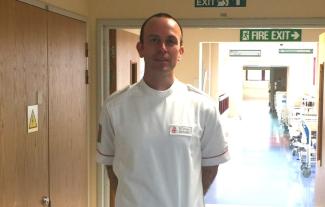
[243,81,269,100]
[217,42,318,117]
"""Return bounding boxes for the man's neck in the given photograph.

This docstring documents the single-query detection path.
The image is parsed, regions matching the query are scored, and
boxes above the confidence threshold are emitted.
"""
[143,71,175,91]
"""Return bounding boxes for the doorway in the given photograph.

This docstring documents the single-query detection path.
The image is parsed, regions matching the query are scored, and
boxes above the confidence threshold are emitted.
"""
[96,19,325,207]
[204,42,316,206]
[269,67,288,113]
[205,99,315,206]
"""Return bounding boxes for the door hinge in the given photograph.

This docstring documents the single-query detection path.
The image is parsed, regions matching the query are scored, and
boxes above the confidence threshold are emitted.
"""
[85,42,88,58]
[85,70,89,84]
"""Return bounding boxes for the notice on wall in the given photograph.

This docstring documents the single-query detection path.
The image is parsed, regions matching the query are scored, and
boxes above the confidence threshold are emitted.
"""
[240,29,302,42]
[27,105,38,133]
[195,0,246,7]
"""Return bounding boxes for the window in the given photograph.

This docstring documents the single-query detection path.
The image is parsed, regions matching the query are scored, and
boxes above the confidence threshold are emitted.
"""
[247,70,262,80]
[244,69,269,81]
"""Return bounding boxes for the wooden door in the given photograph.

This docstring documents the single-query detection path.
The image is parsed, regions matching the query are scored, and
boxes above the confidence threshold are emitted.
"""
[130,62,138,84]
[109,29,117,94]
[1,2,88,207]
[48,12,88,207]
[318,63,324,166]
[269,67,287,112]
[0,1,49,207]
[272,68,287,91]
[109,29,141,93]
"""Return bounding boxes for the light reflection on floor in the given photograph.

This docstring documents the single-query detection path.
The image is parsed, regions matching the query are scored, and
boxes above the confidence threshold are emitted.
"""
[204,99,315,207]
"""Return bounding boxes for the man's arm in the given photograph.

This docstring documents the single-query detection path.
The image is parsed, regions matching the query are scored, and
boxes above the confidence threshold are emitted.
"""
[201,165,219,195]
[106,165,118,207]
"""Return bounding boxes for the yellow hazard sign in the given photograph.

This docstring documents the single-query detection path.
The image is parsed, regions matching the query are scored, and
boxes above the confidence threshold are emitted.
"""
[27,105,38,133]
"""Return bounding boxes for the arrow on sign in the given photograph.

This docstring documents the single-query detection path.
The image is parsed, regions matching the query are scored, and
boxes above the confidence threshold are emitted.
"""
[291,31,300,40]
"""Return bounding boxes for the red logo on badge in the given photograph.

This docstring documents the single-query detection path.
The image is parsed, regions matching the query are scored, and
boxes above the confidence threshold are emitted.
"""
[171,126,177,134]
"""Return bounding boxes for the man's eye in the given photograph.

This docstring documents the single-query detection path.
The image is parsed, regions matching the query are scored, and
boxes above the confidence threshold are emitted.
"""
[166,38,178,46]
[149,38,160,44]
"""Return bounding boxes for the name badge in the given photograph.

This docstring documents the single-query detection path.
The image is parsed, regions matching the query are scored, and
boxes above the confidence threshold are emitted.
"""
[169,125,193,137]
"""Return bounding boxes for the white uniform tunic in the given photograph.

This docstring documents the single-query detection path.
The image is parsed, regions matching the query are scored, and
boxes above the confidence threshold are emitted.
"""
[97,79,230,207]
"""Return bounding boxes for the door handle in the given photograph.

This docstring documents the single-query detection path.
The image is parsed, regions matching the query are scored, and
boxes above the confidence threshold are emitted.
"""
[41,196,50,207]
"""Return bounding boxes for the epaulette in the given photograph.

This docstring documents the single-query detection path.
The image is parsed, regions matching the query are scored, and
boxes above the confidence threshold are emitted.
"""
[186,84,206,95]
[107,85,132,101]
[186,84,216,103]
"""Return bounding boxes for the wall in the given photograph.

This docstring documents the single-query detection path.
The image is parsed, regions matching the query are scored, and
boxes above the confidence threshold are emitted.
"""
[243,81,269,100]
[116,30,141,89]
[198,41,320,117]
[90,0,325,19]
[41,0,88,16]
[176,29,325,104]
[201,43,211,93]
[176,28,239,89]
[178,28,325,83]
[201,43,219,98]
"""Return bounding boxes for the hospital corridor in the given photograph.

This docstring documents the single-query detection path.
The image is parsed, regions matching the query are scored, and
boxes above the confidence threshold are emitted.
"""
[2,0,325,207]
[205,99,315,207]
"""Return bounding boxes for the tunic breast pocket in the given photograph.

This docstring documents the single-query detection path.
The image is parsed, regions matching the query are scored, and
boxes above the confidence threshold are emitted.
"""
[168,124,202,146]
[169,125,193,137]
[168,124,202,160]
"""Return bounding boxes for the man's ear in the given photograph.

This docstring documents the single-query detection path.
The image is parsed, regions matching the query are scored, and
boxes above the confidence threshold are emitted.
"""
[136,42,144,58]
[179,46,184,55]
[178,46,184,61]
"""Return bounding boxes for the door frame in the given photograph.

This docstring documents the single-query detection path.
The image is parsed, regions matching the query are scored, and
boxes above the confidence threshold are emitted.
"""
[318,63,324,166]
[96,17,325,107]
[96,17,325,207]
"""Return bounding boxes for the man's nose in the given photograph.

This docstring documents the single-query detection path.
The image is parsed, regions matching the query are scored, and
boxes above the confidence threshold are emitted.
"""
[158,41,167,51]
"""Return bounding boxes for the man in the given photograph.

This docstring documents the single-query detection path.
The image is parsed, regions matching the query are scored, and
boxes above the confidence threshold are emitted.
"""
[97,13,230,207]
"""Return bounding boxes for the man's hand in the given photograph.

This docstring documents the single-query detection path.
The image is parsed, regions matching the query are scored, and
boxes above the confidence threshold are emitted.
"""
[106,166,118,207]
[202,165,219,195]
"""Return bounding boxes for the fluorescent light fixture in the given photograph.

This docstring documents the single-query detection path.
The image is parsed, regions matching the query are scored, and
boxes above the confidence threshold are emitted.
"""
[279,49,313,54]
[229,49,261,57]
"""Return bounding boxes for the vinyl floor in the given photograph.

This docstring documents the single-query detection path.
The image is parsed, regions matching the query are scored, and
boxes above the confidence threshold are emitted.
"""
[204,99,315,207]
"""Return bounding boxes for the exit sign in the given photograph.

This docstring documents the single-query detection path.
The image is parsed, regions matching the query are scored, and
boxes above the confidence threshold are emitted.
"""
[240,29,302,41]
[195,0,246,7]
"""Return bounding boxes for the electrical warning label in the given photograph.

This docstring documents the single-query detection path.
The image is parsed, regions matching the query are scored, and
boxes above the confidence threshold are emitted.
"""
[27,105,38,133]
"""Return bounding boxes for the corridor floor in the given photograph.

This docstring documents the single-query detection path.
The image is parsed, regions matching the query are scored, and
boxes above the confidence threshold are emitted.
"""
[204,100,315,207]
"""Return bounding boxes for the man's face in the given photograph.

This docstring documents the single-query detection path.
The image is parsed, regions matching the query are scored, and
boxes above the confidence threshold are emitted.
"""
[137,17,184,73]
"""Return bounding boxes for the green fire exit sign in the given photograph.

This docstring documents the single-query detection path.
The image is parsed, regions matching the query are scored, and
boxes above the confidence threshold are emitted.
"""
[195,0,246,7]
[240,29,302,41]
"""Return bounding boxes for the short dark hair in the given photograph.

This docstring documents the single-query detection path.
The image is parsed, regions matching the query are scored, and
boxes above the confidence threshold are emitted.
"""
[139,13,183,46]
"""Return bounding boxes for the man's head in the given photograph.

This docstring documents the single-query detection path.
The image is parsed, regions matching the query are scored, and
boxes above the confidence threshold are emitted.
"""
[136,13,184,74]
[139,13,183,46]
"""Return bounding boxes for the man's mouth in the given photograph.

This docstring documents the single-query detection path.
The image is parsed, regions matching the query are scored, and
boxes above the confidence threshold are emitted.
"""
[156,59,168,62]
[155,57,169,62]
